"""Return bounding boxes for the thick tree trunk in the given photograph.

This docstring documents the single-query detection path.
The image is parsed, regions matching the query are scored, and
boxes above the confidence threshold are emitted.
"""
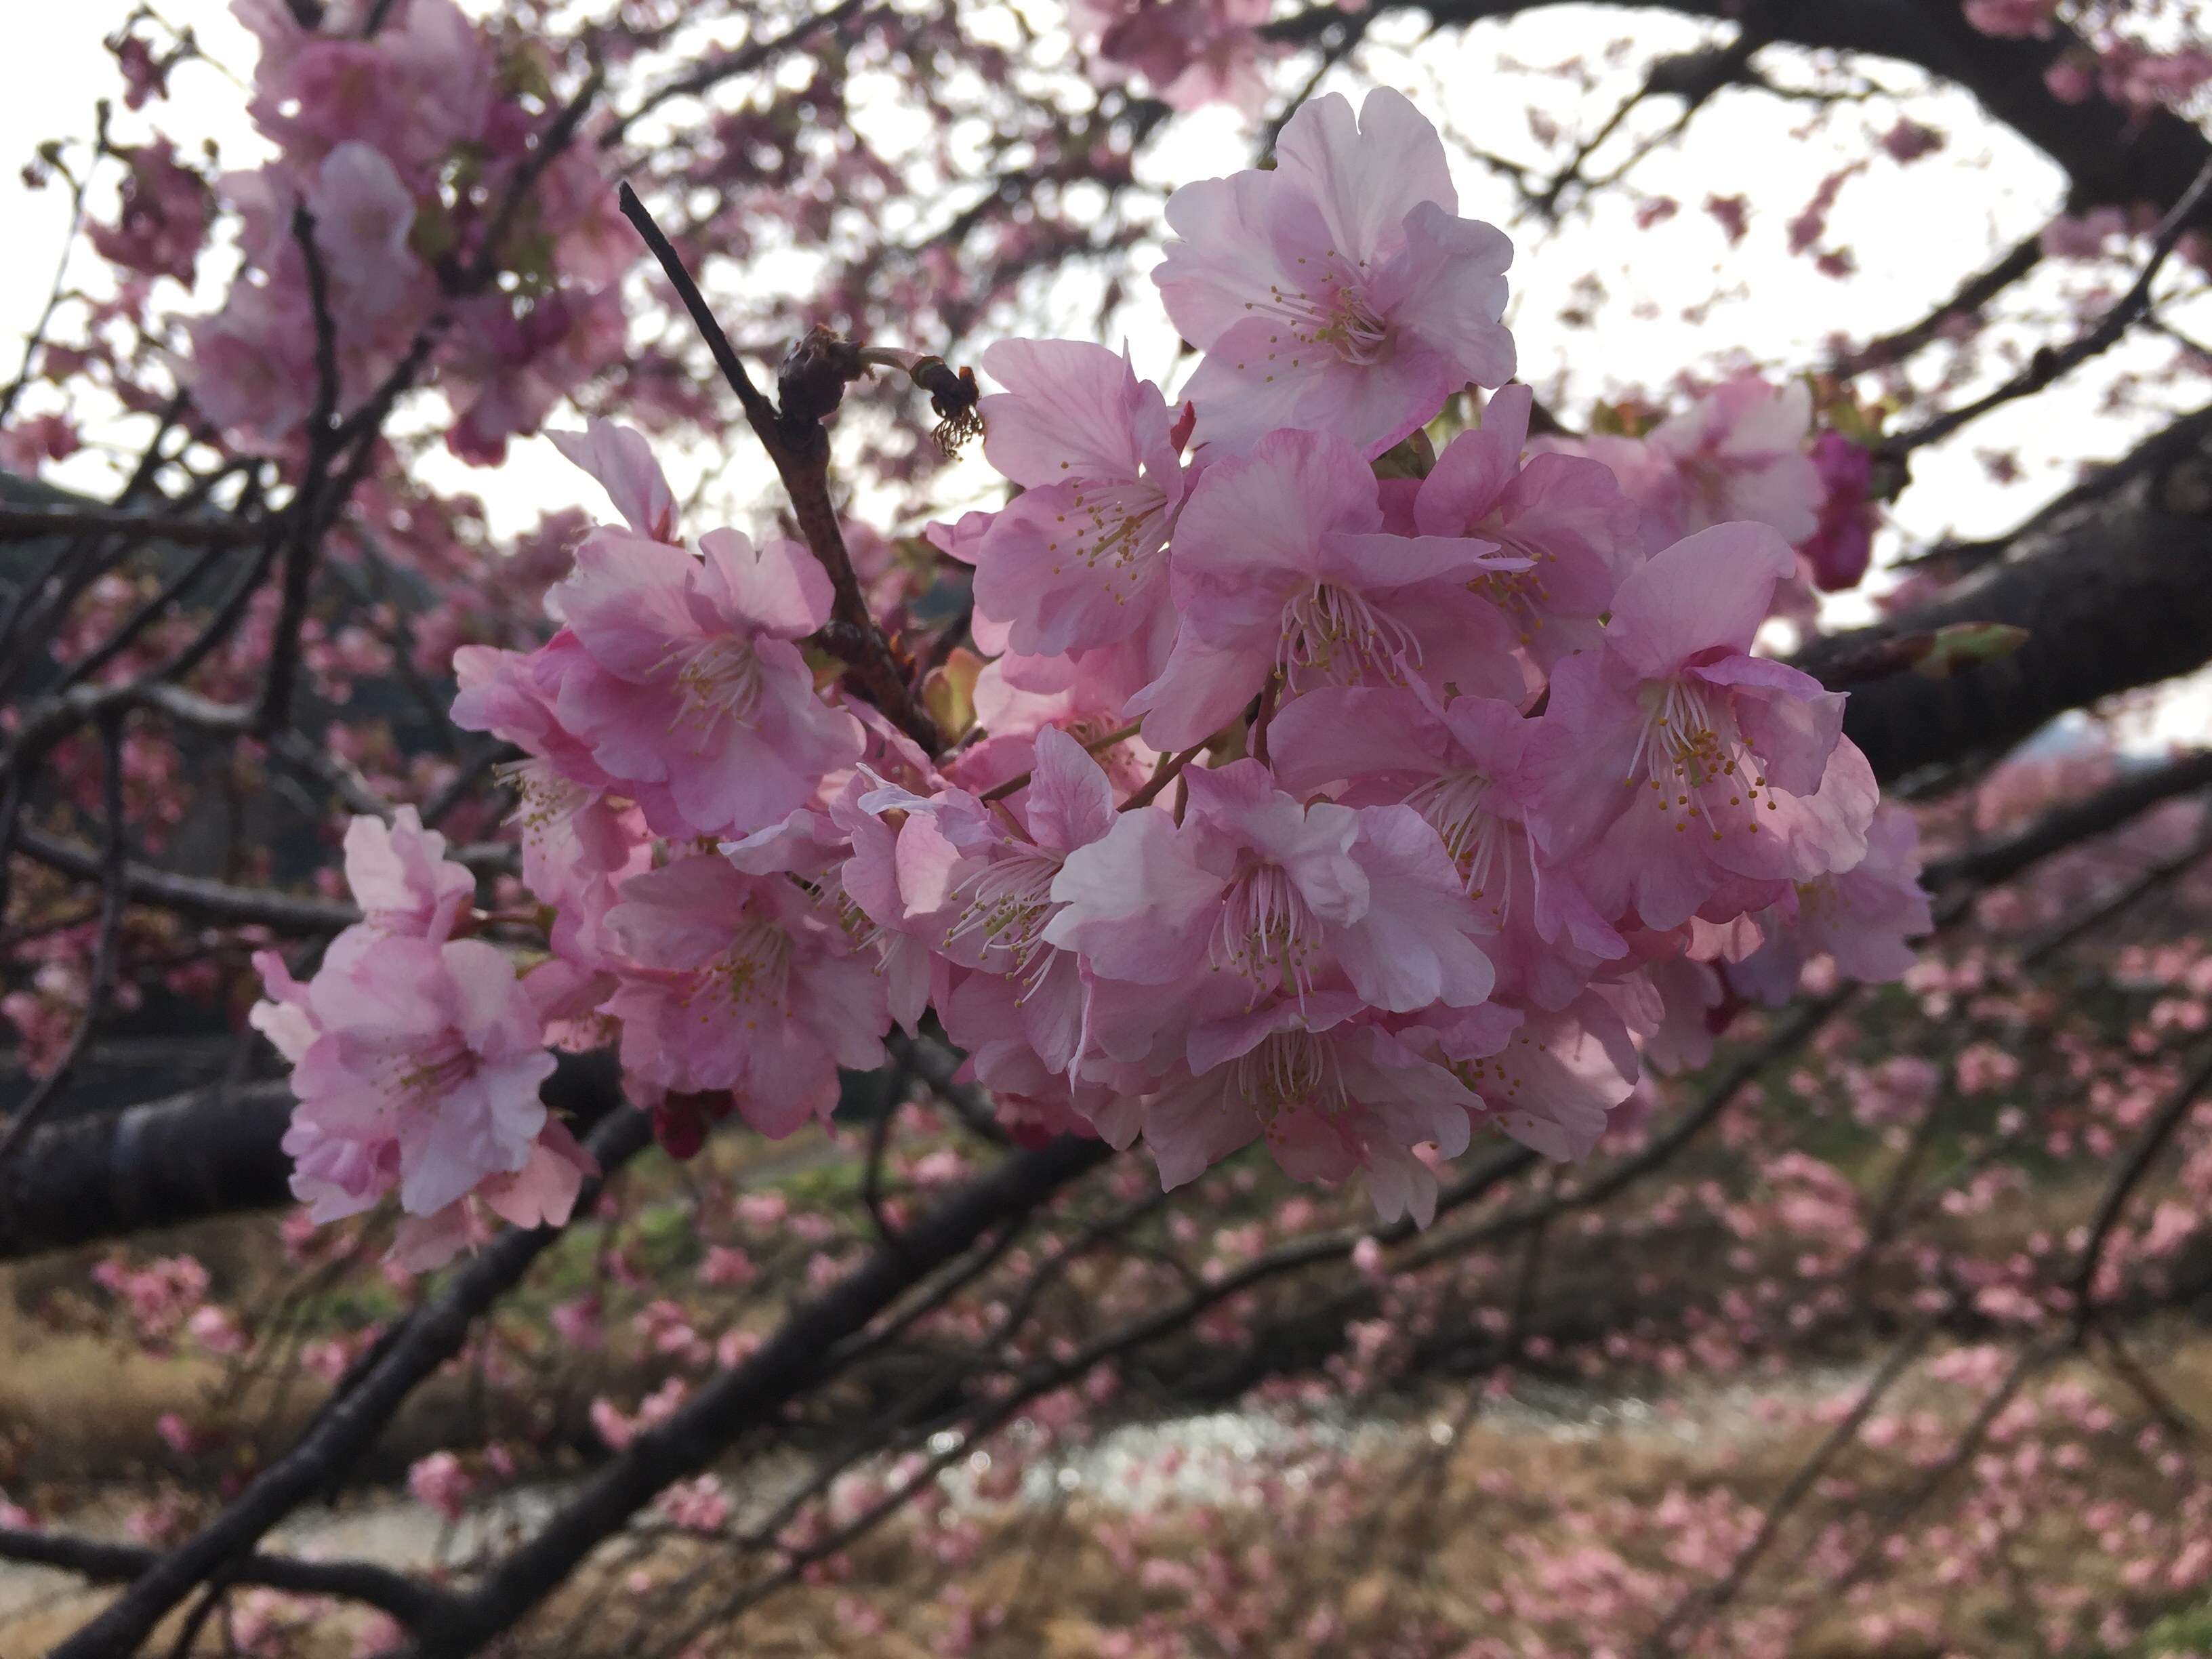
[0,1081,295,1259]
[1799,406,2212,781]
[0,1050,623,1261]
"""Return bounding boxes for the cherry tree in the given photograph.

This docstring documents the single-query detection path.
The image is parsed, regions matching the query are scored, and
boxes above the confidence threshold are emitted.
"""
[2,1,2211,1655]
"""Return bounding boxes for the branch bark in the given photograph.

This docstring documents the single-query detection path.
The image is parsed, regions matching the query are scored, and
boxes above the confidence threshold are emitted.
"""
[0,1050,625,1262]
[1795,403,2212,781]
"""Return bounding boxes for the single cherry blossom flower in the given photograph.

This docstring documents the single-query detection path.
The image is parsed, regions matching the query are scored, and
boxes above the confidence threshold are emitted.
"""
[304,141,421,325]
[1155,87,1515,460]
[1048,758,1495,1019]
[1411,384,1643,668]
[255,930,555,1221]
[968,340,1189,658]
[1269,684,1623,1008]
[1550,373,1822,556]
[546,417,680,544]
[342,805,476,943]
[853,727,1122,1073]
[1141,994,1475,1224]
[1126,426,1529,749]
[548,526,863,841]
[602,852,887,1139]
[1727,800,1932,1004]
[1412,996,1637,1162]
[1525,522,1875,933]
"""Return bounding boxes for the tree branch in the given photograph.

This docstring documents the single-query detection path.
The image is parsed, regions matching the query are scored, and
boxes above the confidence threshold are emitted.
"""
[1795,403,2212,782]
[0,1524,455,1632]
[45,1103,654,1659]
[614,182,943,754]
[0,714,128,1169]
[10,822,363,930]
[409,1133,1112,1656]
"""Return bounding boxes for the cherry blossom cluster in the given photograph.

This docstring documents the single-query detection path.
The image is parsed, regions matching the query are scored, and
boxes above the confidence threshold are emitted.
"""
[256,89,1930,1263]
[184,0,628,464]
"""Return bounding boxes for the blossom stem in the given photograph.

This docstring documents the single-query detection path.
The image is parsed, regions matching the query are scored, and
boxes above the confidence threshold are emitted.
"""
[1120,743,1205,813]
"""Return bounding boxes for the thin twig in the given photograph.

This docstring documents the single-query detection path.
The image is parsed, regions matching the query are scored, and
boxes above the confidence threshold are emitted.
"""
[1641,1318,1939,1654]
[613,180,943,753]
[1878,157,2212,459]
[0,1525,448,1629]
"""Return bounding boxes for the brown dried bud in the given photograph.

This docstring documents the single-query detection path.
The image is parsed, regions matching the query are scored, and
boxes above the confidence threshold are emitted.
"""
[912,358,983,457]
[778,325,866,426]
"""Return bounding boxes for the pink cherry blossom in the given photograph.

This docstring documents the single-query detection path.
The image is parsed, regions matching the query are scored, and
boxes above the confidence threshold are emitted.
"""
[1961,0,2056,37]
[1525,523,1875,933]
[546,525,863,840]
[1728,801,1933,1004]
[304,142,422,325]
[254,930,555,1222]
[1155,87,1516,461]
[408,1451,476,1521]
[1126,426,1530,749]
[1548,373,1822,555]
[342,806,476,943]
[601,852,887,1137]
[387,1119,600,1271]
[967,340,1188,658]
[1414,996,1637,1162]
[1047,758,1495,1019]
[1142,996,1475,1225]
[1268,684,1622,1008]
[1071,0,1280,115]
[1801,429,1877,592]
[1640,372,1822,546]
[244,0,491,177]
[858,726,1121,1072]
[546,419,680,545]
[1410,384,1643,667]
[89,138,211,285]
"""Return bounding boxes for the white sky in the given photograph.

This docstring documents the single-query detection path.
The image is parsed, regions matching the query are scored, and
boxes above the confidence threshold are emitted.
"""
[5,0,2208,750]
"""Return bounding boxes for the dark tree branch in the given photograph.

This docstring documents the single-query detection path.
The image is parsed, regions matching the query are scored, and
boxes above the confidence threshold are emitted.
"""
[614,182,943,754]
[0,507,264,546]
[0,1080,299,1260]
[408,1134,1113,1656]
[0,1523,454,1631]
[1795,405,2212,782]
[255,207,346,737]
[1921,748,2212,892]
[11,822,364,930]
[46,1104,654,1659]
[0,714,128,1169]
